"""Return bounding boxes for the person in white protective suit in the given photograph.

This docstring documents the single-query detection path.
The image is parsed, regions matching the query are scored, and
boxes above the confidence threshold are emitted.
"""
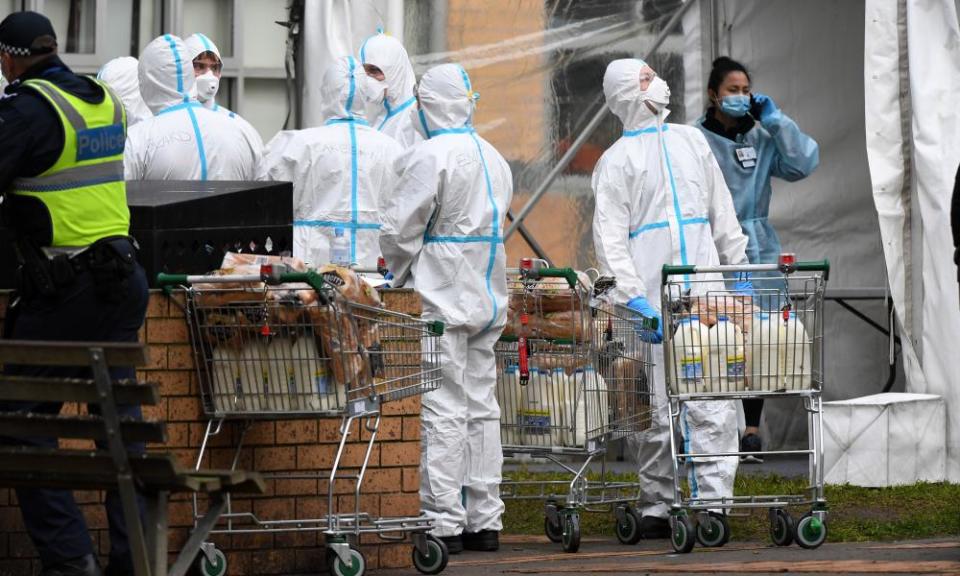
[379,63,513,554]
[592,58,749,538]
[97,56,152,126]
[124,35,262,181]
[183,32,264,147]
[259,56,402,269]
[358,31,423,148]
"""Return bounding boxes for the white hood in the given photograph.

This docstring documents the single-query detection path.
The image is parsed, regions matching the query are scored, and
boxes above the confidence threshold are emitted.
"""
[416,63,477,136]
[97,56,152,125]
[319,56,368,123]
[603,58,669,132]
[184,32,222,62]
[138,34,195,114]
[358,33,416,119]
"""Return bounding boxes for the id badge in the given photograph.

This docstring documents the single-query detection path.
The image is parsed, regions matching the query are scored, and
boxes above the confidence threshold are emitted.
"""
[735,146,757,169]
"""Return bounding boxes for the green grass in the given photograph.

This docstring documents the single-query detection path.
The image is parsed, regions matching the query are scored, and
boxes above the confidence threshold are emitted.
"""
[502,470,960,542]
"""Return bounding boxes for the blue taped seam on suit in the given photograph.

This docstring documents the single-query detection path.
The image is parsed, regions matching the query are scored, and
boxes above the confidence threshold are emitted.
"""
[185,105,208,181]
[378,96,416,130]
[623,125,669,137]
[660,131,691,290]
[346,57,360,263]
[630,217,709,239]
[157,101,205,116]
[417,109,432,139]
[681,404,700,499]
[424,235,502,244]
[294,220,381,229]
[326,118,370,127]
[162,34,185,98]
[197,33,213,52]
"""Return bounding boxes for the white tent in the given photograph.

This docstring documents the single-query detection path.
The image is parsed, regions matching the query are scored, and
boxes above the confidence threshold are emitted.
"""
[863,0,960,481]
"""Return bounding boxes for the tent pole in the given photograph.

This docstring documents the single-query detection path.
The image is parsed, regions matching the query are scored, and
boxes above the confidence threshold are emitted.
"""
[504,0,699,241]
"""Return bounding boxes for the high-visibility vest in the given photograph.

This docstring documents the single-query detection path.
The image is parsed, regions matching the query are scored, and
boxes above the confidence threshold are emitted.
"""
[8,77,129,247]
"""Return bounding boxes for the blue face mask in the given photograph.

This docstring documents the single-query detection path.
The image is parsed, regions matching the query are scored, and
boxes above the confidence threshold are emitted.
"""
[720,94,751,118]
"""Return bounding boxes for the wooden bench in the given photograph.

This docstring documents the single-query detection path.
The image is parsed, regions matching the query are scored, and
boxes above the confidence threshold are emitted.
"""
[0,340,265,576]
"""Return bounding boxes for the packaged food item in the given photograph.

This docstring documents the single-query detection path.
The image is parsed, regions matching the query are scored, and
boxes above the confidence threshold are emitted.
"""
[501,309,592,341]
[317,265,382,307]
[306,300,368,390]
[689,295,757,334]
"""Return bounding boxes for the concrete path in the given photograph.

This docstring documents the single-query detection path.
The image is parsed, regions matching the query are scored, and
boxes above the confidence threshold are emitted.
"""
[390,537,960,575]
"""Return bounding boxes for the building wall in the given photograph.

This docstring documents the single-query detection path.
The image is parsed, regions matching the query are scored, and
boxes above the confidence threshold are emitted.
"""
[0,291,422,575]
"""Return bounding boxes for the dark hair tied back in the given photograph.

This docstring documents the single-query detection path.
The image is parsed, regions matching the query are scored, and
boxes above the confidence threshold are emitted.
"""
[708,56,750,93]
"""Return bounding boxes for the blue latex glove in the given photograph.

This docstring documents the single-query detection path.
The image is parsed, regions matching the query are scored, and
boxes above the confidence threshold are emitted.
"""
[626,296,663,344]
[382,271,395,289]
[733,272,754,297]
[751,93,780,122]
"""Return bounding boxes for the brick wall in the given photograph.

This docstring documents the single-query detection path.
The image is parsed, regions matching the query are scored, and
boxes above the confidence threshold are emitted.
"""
[0,290,423,575]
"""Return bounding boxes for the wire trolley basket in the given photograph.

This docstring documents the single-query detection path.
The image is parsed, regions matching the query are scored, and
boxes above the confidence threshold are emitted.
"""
[495,261,657,552]
[157,267,450,576]
[659,257,829,554]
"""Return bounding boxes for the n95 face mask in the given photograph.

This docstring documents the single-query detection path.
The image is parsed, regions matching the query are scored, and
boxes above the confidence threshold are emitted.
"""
[195,71,219,103]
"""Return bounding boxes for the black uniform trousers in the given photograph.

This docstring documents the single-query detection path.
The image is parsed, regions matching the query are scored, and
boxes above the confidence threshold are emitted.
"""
[1,246,148,570]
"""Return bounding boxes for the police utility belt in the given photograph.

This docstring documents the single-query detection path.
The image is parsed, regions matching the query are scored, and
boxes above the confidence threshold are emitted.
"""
[16,235,139,301]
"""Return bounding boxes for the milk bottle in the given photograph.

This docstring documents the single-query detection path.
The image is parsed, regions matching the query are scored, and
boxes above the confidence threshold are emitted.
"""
[569,368,588,447]
[671,316,710,394]
[239,341,272,411]
[551,367,573,446]
[518,368,555,447]
[746,312,785,391]
[708,316,746,392]
[583,365,609,441]
[782,312,812,390]
[499,365,521,446]
[211,347,242,413]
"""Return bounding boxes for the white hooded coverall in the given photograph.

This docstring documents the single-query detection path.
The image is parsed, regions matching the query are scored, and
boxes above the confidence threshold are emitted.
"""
[97,57,152,126]
[359,32,423,149]
[259,56,402,269]
[593,59,749,518]
[183,32,265,149]
[124,35,263,181]
[380,63,513,537]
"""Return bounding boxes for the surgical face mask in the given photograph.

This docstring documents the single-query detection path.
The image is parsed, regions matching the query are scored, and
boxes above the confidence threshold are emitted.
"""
[195,71,219,103]
[719,94,750,118]
[641,76,671,111]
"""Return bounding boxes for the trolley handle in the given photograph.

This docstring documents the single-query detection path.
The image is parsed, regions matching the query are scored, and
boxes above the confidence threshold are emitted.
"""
[660,259,830,283]
[524,267,579,289]
[156,270,332,302]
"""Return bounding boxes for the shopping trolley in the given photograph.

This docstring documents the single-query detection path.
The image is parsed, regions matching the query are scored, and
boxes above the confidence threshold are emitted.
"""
[157,267,449,576]
[659,256,829,553]
[496,261,656,553]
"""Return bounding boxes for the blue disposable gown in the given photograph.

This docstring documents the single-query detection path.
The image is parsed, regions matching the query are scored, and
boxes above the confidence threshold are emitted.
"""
[697,110,819,264]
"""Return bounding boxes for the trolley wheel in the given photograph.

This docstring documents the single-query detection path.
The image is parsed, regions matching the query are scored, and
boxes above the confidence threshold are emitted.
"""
[544,507,564,543]
[795,512,828,549]
[561,512,581,553]
[695,512,730,548]
[769,509,795,547]
[614,505,642,545]
[412,535,449,575]
[328,545,367,576]
[670,514,696,554]
[192,546,227,576]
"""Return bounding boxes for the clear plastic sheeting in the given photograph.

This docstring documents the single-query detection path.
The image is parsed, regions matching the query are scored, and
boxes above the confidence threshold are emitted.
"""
[402,0,691,270]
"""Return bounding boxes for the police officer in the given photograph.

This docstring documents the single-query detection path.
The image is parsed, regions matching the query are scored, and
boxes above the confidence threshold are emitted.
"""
[0,12,148,576]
